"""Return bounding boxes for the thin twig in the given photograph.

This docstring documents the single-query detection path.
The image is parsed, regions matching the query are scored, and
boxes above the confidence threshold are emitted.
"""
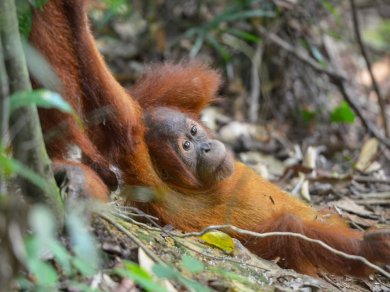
[114,208,159,220]
[323,36,390,147]
[354,176,390,184]
[112,205,159,220]
[110,210,162,232]
[257,27,346,82]
[111,207,275,273]
[175,237,273,273]
[324,34,390,149]
[333,78,390,148]
[175,224,390,279]
[257,26,390,149]
[350,0,389,137]
[108,206,389,279]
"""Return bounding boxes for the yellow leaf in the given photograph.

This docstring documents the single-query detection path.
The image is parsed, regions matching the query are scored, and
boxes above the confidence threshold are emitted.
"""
[200,231,235,253]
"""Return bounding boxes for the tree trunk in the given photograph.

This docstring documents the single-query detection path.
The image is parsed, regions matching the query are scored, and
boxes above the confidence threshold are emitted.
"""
[0,0,64,223]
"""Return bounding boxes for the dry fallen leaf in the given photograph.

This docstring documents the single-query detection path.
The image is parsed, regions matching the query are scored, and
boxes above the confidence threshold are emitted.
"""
[355,138,380,173]
[333,198,374,217]
[342,213,378,228]
[219,122,268,144]
[300,180,311,202]
[240,151,285,177]
[303,146,317,170]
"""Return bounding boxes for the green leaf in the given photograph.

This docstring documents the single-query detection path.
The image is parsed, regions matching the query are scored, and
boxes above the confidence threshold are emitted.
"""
[25,237,41,260]
[330,101,356,124]
[29,205,56,240]
[114,261,166,292]
[221,9,275,22]
[153,263,209,292]
[181,255,204,273]
[200,231,235,253]
[15,277,34,290]
[27,206,73,275]
[48,240,72,275]
[72,257,96,277]
[363,20,390,51]
[206,35,231,62]
[211,267,268,285]
[184,27,201,39]
[178,276,211,292]
[66,209,100,276]
[190,33,205,58]
[0,154,49,192]
[123,261,153,280]
[309,45,326,67]
[301,109,316,123]
[27,258,58,287]
[206,8,273,30]
[94,0,128,29]
[152,264,179,279]
[17,6,33,37]
[227,28,260,43]
[321,0,337,16]
[31,0,49,9]
[16,0,45,37]
[9,89,73,114]
[68,282,98,292]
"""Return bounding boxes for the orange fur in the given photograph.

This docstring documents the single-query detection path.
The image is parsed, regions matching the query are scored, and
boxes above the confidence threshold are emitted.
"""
[52,160,109,202]
[132,66,390,276]
[30,0,160,189]
[139,161,389,277]
[30,1,389,277]
[131,62,221,116]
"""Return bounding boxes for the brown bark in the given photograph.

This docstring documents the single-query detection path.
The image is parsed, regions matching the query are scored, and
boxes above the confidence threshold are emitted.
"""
[0,0,63,223]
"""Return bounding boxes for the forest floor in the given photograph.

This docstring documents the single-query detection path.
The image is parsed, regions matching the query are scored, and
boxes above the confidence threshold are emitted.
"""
[90,2,390,290]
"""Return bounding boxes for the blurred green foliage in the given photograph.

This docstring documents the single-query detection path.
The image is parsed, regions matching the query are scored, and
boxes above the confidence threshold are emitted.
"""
[301,109,317,124]
[0,89,74,195]
[114,260,166,291]
[95,0,129,29]
[330,101,356,124]
[184,0,275,60]
[153,261,211,292]
[9,89,73,114]
[363,20,390,51]
[16,0,48,37]
[181,254,204,273]
[17,205,101,290]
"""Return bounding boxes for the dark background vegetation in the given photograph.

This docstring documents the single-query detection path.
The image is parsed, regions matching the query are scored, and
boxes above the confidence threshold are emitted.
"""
[91,0,390,172]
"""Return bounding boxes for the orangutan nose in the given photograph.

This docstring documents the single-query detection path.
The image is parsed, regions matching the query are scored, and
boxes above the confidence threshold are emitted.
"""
[200,142,211,153]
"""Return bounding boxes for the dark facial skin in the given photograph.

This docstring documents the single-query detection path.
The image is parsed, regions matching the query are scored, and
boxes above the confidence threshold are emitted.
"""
[144,107,234,187]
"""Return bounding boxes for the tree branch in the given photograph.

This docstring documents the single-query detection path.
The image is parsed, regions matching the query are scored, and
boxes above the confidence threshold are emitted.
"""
[108,206,390,279]
[350,0,389,137]
[99,213,163,264]
[257,26,390,149]
[178,224,390,279]
[257,26,347,83]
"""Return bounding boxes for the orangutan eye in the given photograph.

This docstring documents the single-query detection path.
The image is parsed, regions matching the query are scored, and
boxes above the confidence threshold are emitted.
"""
[190,125,197,136]
[183,140,191,151]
